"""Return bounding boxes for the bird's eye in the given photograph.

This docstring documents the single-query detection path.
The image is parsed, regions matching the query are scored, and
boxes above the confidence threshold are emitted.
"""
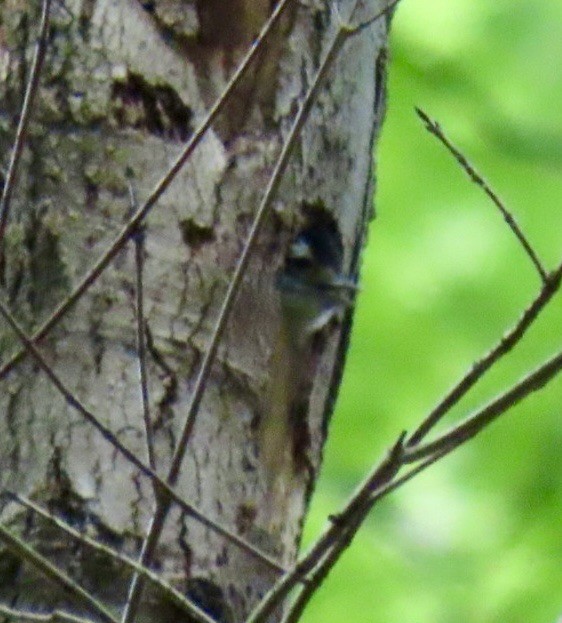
[288,237,314,261]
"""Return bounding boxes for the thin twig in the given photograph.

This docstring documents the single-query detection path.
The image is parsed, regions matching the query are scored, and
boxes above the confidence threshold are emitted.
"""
[0,603,95,623]
[169,1,350,487]
[408,261,562,445]
[8,493,216,623]
[406,348,562,462]
[0,523,118,623]
[416,107,548,282]
[121,13,362,623]
[350,0,402,34]
[282,451,446,623]
[0,296,159,479]
[269,73,557,623]
[264,332,562,623]
[276,336,562,622]
[0,0,52,244]
[0,0,295,382]
[254,326,562,623]
[0,297,285,575]
[129,181,155,469]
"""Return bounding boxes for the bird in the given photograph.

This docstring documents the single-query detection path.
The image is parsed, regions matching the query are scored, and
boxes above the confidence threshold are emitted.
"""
[259,214,356,529]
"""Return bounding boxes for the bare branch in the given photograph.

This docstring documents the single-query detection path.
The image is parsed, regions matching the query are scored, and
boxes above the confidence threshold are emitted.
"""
[8,494,217,623]
[0,297,285,575]
[0,0,295,382]
[170,0,351,495]
[252,266,562,621]
[416,107,548,281]
[406,348,562,462]
[0,0,52,244]
[247,434,407,623]
[0,296,157,477]
[349,0,403,34]
[0,603,96,623]
[268,339,562,621]
[0,523,118,623]
[282,451,446,623]
[128,180,155,470]
[408,260,562,445]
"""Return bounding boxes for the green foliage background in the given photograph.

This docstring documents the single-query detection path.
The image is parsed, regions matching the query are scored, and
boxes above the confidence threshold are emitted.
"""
[304,2,562,621]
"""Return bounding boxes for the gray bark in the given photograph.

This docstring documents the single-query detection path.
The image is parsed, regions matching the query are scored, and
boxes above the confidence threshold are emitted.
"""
[0,1,389,621]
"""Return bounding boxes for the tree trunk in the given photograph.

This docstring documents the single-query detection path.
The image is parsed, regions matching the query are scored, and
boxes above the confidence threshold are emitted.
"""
[0,1,389,621]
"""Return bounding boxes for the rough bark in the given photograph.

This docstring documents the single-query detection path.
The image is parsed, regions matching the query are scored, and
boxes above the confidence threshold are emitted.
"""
[0,1,389,621]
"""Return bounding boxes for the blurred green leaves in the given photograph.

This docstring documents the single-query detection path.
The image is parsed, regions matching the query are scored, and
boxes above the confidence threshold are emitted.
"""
[304,2,562,622]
